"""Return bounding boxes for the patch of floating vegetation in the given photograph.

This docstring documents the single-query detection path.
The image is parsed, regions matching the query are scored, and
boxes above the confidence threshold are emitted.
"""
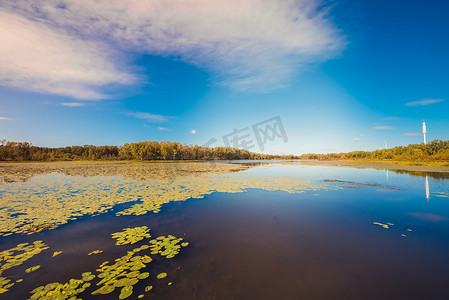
[433,191,449,198]
[0,277,14,294]
[149,235,188,258]
[22,230,187,299]
[117,176,336,217]
[112,226,151,245]
[145,285,153,292]
[373,222,394,229]
[93,233,185,299]
[93,245,152,296]
[88,250,103,255]
[25,265,40,273]
[29,275,95,300]
[0,161,247,183]
[0,241,49,274]
[323,179,402,190]
[0,173,336,236]
[0,241,49,293]
[52,251,62,257]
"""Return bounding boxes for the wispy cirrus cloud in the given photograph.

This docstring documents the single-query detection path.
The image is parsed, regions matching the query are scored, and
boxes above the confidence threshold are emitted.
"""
[373,126,394,130]
[62,102,85,107]
[128,112,169,123]
[0,116,14,120]
[0,0,343,97]
[405,99,445,106]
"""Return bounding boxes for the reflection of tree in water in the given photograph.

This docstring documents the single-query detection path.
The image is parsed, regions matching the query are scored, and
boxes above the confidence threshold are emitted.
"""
[390,169,449,180]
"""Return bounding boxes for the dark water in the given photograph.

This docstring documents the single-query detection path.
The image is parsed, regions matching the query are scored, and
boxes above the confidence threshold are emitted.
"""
[1,164,449,299]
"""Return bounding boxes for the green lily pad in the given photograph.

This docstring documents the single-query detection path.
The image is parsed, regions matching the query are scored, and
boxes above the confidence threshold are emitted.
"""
[119,285,133,299]
[145,285,153,292]
[137,272,149,280]
[25,265,41,273]
[93,284,115,295]
[111,227,151,245]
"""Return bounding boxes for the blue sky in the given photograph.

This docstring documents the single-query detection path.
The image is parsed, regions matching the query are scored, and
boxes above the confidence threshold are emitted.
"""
[0,0,448,155]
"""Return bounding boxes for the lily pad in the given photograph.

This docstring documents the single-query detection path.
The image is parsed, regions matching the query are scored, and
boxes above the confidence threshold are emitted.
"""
[145,285,153,292]
[52,251,63,257]
[25,265,41,273]
[111,227,151,246]
[137,272,149,280]
[119,285,133,299]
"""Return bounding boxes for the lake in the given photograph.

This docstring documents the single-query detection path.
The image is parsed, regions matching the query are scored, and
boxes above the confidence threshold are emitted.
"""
[1,161,449,299]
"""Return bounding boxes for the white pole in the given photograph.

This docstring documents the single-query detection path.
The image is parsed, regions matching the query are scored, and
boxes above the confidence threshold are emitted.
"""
[422,121,427,145]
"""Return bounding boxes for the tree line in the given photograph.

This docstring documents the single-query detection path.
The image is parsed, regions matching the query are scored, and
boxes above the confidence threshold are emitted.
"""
[300,140,449,161]
[0,140,297,161]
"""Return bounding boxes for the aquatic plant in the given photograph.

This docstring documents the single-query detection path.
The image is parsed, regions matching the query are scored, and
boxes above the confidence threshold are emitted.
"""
[25,265,40,273]
[52,251,63,257]
[111,226,151,245]
[0,241,49,293]
[92,244,153,298]
[434,191,449,198]
[149,235,188,259]
[0,241,49,275]
[0,173,335,236]
[29,276,95,299]
[0,277,14,294]
[373,222,393,229]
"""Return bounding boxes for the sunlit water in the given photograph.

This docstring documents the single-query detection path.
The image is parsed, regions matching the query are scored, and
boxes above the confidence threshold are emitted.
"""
[1,163,449,299]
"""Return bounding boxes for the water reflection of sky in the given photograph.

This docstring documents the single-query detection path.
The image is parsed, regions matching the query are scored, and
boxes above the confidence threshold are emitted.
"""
[1,163,449,299]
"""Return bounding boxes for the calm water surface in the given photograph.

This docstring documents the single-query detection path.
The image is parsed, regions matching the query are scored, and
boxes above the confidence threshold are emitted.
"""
[1,163,449,300]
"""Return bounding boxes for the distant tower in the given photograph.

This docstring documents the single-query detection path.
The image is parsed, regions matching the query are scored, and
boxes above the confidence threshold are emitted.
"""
[422,121,427,145]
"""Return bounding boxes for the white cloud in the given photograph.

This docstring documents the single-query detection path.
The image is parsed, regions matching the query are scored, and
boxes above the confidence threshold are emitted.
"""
[373,126,394,130]
[0,116,14,120]
[0,0,343,96]
[405,99,445,106]
[190,129,197,134]
[62,102,85,107]
[158,127,171,131]
[402,132,421,136]
[128,112,169,122]
[0,10,136,100]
